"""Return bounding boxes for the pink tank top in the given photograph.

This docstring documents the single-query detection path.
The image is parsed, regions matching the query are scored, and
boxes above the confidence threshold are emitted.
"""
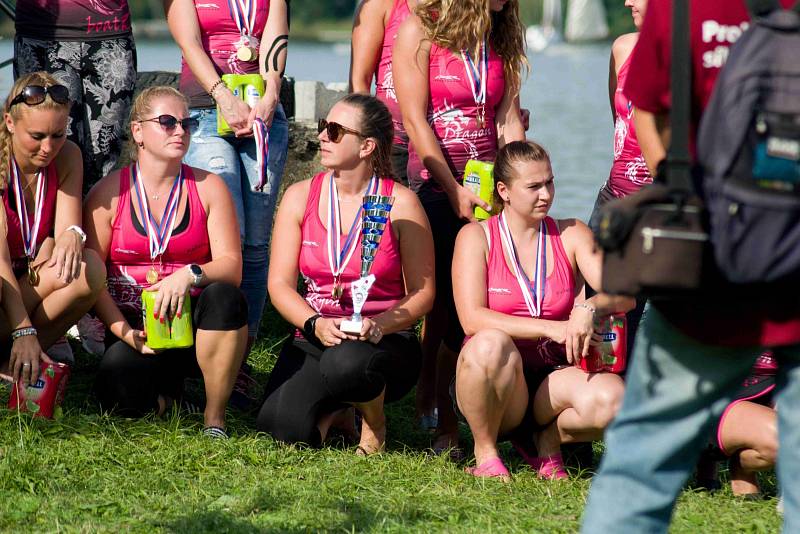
[607,55,652,197]
[107,165,212,328]
[482,215,575,370]
[407,41,505,192]
[179,0,270,108]
[3,160,58,265]
[298,172,405,322]
[375,0,412,147]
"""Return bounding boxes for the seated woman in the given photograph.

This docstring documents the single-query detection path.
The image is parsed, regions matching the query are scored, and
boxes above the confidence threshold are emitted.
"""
[453,141,635,480]
[84,86,248,438]
[258,93,434,454]
[0,71,105,382]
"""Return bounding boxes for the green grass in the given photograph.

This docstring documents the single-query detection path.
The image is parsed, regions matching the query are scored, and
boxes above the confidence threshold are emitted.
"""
[0,306,784,532]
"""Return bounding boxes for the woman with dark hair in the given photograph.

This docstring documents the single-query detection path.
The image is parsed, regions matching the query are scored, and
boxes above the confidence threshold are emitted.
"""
[393,0,527,455]
[258,94,435,454]
[452,141,633,479]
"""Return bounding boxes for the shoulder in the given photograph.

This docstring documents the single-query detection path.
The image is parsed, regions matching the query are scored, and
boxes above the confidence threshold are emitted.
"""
[356,0,396,23]
[556,217,594,248]
[85,169,122,213]
[396,13,427,47]
[457,220,490,249]
[279,176,315,216]
[612,33,638,67]
[53,139,83,183]
[189,166,227,197]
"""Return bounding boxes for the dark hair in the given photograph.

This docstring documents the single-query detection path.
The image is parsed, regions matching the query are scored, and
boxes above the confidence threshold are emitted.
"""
[493,140,552,208]
[339,93,395,179]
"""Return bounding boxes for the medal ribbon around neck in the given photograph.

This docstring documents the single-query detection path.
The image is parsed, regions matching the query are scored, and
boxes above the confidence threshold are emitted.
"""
[497,211,548,318]
[227,0,257,36]
[461,39,488,118]
[131,164,184,261]
[327,174,380,285]
[9,158,46,260]
[253,118,270,191]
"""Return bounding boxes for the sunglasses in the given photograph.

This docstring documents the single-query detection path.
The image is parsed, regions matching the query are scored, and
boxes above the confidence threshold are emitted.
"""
[140,114,199,134]
[9,85,70,107]
[317,119,364,143]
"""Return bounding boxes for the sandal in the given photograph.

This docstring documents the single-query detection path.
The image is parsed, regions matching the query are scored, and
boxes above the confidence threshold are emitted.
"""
[528,453,569,480]
[465,457,510,480]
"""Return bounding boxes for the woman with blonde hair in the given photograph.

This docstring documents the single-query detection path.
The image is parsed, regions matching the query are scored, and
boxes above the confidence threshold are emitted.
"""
[0,71,105,385]
[393,0,527,454]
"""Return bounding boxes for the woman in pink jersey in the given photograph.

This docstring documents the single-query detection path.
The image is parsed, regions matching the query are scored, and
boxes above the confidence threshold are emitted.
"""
[0,72,106,386]
[453,141,634,479]
[393,0,527,456]
[259,94,434,454]
[85,87,248,438]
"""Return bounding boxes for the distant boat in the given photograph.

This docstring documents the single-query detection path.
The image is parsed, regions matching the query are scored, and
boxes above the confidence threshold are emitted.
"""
[526,0,563,52]
[564,0,609,42]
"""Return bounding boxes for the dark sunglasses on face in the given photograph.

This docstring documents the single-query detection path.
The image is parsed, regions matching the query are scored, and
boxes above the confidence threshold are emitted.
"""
[140,114,199,133]
[9,84,71,107]
[317,119,364,143]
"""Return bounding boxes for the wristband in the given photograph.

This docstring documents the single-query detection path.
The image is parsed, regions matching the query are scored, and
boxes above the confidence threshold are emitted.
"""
[66,225,87,245]
[11,326,37,340]
[208,79,226,99]
[573,303,596,316]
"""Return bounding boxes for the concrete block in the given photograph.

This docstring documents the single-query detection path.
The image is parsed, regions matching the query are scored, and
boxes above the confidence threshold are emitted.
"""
[294,81,347,124]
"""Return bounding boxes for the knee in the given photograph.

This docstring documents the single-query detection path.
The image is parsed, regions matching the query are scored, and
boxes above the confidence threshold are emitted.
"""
[256,403,320,447]
[459,329,518,378]
[319,342,382,400]
[588,380,625,429]
[756,418,778,466]
[196,282,248,329]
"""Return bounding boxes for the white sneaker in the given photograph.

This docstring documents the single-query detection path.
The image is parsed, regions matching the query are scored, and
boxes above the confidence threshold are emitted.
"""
[76,314,105,356]
[47,337,74,365]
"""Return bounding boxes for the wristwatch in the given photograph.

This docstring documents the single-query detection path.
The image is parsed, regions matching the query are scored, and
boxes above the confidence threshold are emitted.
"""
[66,225,87,245]
[303,313,321,340]
[187,264,203,286]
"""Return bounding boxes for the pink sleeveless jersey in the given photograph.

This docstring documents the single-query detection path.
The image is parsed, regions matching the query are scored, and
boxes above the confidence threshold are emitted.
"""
[179,0,270,108]
[375,0,411,147]
[483,215,575,371]
[106,165,212,328]
[298,173,405,322]
[3,160,58,266]
[406,41,505,192]
[607,55,652,197]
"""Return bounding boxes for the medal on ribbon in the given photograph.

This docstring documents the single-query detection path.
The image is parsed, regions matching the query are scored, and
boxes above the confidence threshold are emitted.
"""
[497,212,547,317]
[9,158,46,286]
[326,173,379,300]
[253,118,270,192]
[131,164,184,285]
[461,39,489,129]
[227,0,259,62]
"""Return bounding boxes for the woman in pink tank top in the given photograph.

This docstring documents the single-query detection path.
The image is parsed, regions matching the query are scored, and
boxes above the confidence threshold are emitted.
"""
[0,72,106,388]
[453,141,634,480]
[259,94,434,454]
[85,87,248,438]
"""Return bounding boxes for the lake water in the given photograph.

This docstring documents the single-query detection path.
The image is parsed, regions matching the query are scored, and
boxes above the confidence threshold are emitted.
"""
[0,39,612,221]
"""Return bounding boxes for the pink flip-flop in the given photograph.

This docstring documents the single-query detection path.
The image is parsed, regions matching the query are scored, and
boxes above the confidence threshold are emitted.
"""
[465,457,511,480]
[528,453,569,480]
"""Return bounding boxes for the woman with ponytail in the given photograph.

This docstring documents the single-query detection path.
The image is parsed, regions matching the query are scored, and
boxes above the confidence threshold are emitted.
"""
[258,94,434,454]
[0,71,106,386]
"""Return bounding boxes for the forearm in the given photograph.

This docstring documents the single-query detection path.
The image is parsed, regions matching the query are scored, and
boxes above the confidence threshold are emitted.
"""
[269,281,318,329]
[95,289,134,341]
[1,275,33,330]
[199,255,242,287]
[460,307,562,341]
[585,293,636,316]
[404,120,458,193]
[372,287,433,335]
[260,4,288,81]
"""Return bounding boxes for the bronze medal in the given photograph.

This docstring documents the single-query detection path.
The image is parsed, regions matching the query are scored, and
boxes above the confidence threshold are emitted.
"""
[27,262,39,286]
[331,276,343,300]
[146,267,159,285]
[477,105,486,129]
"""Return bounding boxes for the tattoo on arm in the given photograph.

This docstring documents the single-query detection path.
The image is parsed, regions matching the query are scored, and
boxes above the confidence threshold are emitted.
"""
[265,34,289,75]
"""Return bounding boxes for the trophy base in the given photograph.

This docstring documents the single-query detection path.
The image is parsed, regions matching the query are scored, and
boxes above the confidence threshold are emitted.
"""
[340,319,363,335]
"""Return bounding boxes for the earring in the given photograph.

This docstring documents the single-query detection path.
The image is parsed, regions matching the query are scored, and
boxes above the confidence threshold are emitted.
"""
[137,141,144,149]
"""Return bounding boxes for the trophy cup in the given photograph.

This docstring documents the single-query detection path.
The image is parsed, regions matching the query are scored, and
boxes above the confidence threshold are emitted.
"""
[340,194,395,334]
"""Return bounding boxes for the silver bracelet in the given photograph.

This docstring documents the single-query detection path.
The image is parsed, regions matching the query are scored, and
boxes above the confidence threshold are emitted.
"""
[11,326,37,340]
[573,303,596,315]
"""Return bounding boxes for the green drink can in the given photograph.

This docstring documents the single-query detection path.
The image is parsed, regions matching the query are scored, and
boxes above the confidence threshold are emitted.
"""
[463,159,495,220]
[216,73,265,136]
[141,290,194,349]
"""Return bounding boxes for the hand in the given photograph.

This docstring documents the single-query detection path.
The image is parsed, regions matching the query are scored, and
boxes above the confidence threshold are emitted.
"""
[9,334,52,386]
[125,329,157,356]
[145,268,193,322]
[447,183,491,222]
[314,317,358,347]
[357,317,384,344]
[520,107,531,131]
[47,230,83,284]
[248,83,279,128]
[217,88,253,138]
[565,306,600,365]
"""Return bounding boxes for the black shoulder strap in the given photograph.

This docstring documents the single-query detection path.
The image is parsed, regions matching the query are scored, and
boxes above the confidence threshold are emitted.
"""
[747,0,781,17]
[666,0,692,193]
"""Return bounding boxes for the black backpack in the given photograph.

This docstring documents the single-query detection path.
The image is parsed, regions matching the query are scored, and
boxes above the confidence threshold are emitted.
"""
[698,0,800,284]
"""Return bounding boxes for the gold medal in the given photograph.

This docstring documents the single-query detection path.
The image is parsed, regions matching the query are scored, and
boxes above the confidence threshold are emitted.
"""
[146,267,159,285]
[27,262,39,286]
[331,277,343,300]
[236,46,257,62]
[477,105,486,129]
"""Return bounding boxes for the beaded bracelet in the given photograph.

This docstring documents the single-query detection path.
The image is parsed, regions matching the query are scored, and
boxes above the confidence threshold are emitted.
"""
[208,79,226,99]
[11,326,37,340]
[573,303,596,316]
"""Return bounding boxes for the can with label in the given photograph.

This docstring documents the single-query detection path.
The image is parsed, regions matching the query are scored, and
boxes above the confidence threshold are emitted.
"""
[462,159,495,220]
[8,361,71,419]
[216,74,266,136]
[141,290,194,350]
[580,314,627,374]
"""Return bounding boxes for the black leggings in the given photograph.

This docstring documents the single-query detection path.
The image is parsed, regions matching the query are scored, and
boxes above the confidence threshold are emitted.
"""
[95,282,248,416]
[256,332,422,446]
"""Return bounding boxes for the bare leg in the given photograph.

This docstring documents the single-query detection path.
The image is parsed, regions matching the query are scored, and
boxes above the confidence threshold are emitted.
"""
[195,325,248,429]
[353,389,386,455]
[719,400,777,496]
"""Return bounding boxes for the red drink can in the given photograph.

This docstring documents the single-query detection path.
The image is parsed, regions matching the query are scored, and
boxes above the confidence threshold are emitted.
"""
[7,361,71,418]
[580,315,627,374]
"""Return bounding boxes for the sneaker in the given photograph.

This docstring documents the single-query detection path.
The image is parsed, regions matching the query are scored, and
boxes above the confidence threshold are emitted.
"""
[203,426,229,439]
[47,337,74,365]
[777,495,784,515]
[76,314,105,356]
[228,365,259,410]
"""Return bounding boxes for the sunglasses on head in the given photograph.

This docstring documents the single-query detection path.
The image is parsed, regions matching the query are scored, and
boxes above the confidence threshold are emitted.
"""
[317,119,364,143]
[9,85,70,107]
[140,114,199,133]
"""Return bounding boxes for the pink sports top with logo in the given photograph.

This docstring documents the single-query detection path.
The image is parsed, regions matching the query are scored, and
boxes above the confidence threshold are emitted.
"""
[606,55,652,197]
[3,161,58,269]
[406,41,505,193]
[298,172,405,324]
[375,0,412,148]
[483,214,575,371]
[16,0,132,41]
[106,165,212,328]
[179,0,270,108]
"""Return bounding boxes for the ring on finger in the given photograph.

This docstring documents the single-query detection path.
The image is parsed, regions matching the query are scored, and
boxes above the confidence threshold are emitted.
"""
[22,362,31,367]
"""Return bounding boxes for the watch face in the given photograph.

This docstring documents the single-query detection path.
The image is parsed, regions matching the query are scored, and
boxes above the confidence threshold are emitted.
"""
[190,264,202,276]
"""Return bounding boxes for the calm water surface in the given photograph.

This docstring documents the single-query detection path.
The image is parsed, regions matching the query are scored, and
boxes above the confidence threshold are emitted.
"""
[0,39,612,221]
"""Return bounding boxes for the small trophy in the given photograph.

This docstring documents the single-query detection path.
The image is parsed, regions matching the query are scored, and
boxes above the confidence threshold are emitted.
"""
[340,194,395,334]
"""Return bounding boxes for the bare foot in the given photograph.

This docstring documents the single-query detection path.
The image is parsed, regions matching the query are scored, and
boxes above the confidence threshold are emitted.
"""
[356,415,386,456]
[730,455,762,497]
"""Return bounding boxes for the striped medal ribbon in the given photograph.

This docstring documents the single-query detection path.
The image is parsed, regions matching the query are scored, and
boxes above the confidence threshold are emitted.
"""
[10,158,46,285]
[227,0,258,62]
[131,163,184,284]
[327,173,379,300]
[461,39,489,129]
[497,211,548,317]
[253,118,270,191]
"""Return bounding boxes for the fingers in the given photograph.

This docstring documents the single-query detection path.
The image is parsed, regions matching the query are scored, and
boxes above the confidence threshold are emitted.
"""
[71,251,82,281]
[157,291,171,322]
[565,334,575,364]
[176,293,185,319]
[40,351,54,365]
[582,333,592,359]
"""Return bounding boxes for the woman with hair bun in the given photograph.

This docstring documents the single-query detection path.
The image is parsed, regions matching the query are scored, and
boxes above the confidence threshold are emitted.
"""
[258,94,434,454]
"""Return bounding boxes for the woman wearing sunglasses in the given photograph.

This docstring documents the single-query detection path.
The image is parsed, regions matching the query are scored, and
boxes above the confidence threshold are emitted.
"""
[0,72,106,386]
[258,94,434,454]
[393,0,527,456]
[84,87,248,438]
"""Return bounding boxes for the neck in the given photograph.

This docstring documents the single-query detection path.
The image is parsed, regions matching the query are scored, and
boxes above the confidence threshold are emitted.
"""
[503,207,543,241]
[331,167,374,198]
[137,152,182,186]
[12,152,42,178]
